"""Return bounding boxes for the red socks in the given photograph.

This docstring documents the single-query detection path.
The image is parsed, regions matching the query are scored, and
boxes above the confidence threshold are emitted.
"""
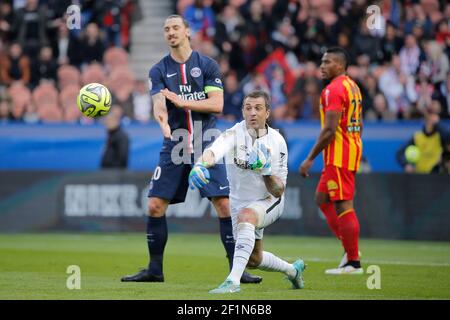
[319,202,340,239]
[338,209,360,261]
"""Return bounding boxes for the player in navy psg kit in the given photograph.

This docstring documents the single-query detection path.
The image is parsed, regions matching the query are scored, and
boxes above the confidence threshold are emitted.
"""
[121,15,261,284]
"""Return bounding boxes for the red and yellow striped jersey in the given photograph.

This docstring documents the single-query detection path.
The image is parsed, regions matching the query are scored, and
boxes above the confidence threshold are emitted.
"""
[319,75,363,171]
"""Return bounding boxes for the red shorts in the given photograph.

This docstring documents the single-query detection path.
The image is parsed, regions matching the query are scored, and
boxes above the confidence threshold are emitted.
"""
[316,165,356,201]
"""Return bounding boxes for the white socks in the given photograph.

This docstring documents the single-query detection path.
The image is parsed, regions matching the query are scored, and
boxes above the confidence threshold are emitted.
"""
[257,251,297,278]
[227,222,255,284]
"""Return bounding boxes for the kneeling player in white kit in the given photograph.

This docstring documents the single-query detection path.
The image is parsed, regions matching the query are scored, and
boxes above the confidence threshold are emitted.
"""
[188,90,306,293]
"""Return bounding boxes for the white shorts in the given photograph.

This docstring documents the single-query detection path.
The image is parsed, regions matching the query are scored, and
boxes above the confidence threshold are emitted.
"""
[230,195,285,240]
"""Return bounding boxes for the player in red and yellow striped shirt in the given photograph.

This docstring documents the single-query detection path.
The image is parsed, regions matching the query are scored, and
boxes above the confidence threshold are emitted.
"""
[300,47,363,274]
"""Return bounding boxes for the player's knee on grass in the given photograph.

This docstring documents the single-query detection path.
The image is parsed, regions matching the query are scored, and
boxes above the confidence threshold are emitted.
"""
[148,198,168,217]
[237,208,258,225]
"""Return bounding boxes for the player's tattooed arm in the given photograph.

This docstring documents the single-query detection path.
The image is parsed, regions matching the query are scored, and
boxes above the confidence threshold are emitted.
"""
[161,89,223,113]
[263,175,285,198]
[300,110,340,177]
[152,93,172,139]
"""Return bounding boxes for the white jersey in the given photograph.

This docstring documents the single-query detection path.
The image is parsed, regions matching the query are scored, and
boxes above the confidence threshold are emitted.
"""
[207,120,288,204]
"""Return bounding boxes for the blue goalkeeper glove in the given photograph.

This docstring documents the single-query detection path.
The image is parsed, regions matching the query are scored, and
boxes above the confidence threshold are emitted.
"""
[189,163,210,189]
[248,143,272,176]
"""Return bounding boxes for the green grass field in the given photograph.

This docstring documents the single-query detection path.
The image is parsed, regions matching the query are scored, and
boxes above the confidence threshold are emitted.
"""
[0,233,449,300]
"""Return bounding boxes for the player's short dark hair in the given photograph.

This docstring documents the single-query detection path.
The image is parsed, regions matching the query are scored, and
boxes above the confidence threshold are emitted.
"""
[166,14,190,28]
[326,47,349,69]
[243,90,271,110]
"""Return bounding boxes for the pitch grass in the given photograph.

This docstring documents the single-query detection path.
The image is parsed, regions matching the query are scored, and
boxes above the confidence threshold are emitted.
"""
[0,233,449,300]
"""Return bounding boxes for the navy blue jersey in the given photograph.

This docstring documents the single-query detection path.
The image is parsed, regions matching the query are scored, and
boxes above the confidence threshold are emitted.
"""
[149,51,223,148]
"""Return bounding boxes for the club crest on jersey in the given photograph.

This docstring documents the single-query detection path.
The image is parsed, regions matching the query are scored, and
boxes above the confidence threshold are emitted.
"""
[190,67,201,78]
[327,180,339,191]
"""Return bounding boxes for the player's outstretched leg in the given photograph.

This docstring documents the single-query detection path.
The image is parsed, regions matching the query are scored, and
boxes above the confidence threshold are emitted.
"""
[256,251,306,289]
[121,198,168,282]
[210,221,256,293]
[213,197,262,284]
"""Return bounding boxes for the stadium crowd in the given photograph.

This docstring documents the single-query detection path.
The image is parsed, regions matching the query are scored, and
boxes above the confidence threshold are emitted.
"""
[0,0,144,123]
[0,0,449,125]
[177,0,449,123]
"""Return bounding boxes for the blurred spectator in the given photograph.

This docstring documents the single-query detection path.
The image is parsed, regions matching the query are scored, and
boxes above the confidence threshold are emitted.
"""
[120,0,143,51]
[101,106,129,169]
[96,0,122,47]
[380,21,403,63]
[352,18,380,63]
[397,102,449,173]
[404,4,433,39]
[43,0,71,53]
[365,93,396,122]
[30,46,58,88]
[268,66,287,120]
[242,72,269,96]
[0,1,15,43]
[413,76,435,117]
[228,32,259,78]
[79,23,105,66]
[0,91,12,121]
[222,71,244,121]
[0,42,30,86]
[271,17,298,53]
[14,0,48,58]
[132,79,151,123]
[399,34,422,76]
[421,41,449,89]
[213,4,244,54]
[183,0,215,39]
[435,18,450,46]
[297,78,320,120]
[360,74,379,116]
[378,54,416,119]
[55,22,82,67]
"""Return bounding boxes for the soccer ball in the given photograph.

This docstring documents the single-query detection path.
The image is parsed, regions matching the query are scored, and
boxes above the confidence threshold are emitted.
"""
[77,83,112,118]
[405,145,420,164]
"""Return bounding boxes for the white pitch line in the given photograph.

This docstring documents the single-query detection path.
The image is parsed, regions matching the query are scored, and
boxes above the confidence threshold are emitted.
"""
[283,257,450,267]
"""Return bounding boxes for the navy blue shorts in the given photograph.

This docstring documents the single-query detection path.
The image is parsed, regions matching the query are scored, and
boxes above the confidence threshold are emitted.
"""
[147,151,229,204]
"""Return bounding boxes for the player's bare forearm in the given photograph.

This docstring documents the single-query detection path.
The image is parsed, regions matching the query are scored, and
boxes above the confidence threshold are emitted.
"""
[182,91,223,113]
[306,111,340,161]
[152,93,171,138]
[197,150,216,168]
[161,88,223,113]
[306,127,335,161]
[263,175,285,198]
